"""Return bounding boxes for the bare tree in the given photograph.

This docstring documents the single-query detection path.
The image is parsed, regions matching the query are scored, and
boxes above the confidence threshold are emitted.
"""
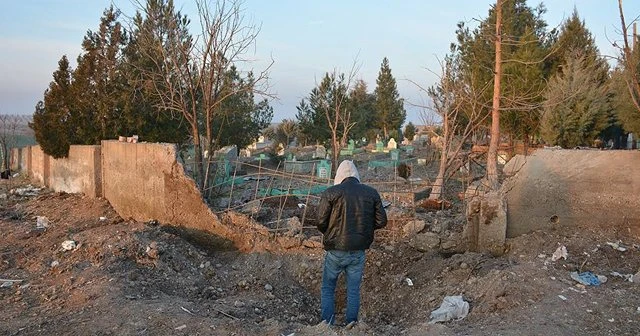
[412,61,491,200]
[616,0,640,114]
[0,115,19,172]
[315,62,360,175]
[133,0,272,190]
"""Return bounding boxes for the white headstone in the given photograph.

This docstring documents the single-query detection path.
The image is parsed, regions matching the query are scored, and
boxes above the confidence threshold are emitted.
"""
[387,138,397,150]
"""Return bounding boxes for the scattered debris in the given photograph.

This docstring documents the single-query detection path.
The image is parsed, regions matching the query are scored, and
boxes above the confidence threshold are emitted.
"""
[0,279,23,288]
[50,260,60,268]
[382,200,391,208]
[419,199,452,211]
[405,278,414,286]
[99,216,107,221]
[570,271,607,286]
[558,295,568,301]
[297,203,306,209]
[36,216,50,229]
[146,242,159,259]
[11,185,41,197]
[181,306,195,316]
[606,241,627,252]
[551,246,568,261]
[428,296,469,324]
[610,272,634,282]
[175,324,187,330]
[61,240,77,251]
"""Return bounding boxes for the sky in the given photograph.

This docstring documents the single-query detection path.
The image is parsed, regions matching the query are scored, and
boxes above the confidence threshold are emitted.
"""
[1,0,639,124]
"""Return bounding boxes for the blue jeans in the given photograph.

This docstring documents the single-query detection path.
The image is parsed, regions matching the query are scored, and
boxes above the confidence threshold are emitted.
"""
[320,250,366,324]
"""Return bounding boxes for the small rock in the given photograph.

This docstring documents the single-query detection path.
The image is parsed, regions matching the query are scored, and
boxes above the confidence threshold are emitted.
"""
[175,324,187,330]
[264,284,273,291]
[215,263,222,268]
[441,239,457,250]
[50,260,60,268]
[234,300,245,307]
[284,217,303,237]
[460,262,469,269]
[403,220,426,236]
[375,261,382,267]
[254,307,261,314]
[266,292,275,299]
[204,261,211,268]
[303,238,323,249]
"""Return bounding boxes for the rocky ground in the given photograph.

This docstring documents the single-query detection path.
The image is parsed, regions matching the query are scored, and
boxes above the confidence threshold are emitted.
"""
[1,165,639,335]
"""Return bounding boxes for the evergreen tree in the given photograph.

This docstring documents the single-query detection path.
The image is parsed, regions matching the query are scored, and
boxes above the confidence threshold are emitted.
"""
[611,68,640,135]
[211,67,273,150]
[30,56,73,158]
[374,57,405,138]
[453,0,550,145]
[404,122,416,142]
[296,73,348,145]
[548,9,608,81]
[70,6,127,145]
[348,79,376,142]
[540,51,610,147]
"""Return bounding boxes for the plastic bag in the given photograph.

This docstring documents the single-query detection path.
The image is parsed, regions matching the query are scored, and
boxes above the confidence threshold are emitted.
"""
[429,295,469,324]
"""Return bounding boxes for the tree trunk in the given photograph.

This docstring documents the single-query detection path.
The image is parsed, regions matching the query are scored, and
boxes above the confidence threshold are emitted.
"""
[487,0,502,190]
[429,106,449,200]
[192,125,204,191]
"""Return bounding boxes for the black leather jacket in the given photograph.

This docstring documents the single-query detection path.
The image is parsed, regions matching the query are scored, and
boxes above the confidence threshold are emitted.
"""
[317,177,387,250]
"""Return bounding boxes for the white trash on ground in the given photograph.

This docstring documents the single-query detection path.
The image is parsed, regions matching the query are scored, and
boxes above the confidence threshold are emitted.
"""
[61,240,77,251]
[551,245,568,261]
[36,216,50,229]
[428,295,469,324]
[606,241,627,252]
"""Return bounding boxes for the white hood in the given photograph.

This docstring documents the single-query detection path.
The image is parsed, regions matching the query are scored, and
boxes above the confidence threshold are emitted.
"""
[334,160,360,185]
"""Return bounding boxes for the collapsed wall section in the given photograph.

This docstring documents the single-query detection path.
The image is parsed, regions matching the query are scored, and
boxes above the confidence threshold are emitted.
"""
[100,141,268,251]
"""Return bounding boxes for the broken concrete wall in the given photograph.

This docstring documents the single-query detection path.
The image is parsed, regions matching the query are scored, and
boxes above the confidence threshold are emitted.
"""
[30,145,49,186]
[49,145,102,198]
[505,149,640,237]
[101,141,265,251]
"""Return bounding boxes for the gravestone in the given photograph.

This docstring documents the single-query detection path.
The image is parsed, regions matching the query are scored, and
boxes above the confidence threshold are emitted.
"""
[387,138,397,150]
[317,160,331,180]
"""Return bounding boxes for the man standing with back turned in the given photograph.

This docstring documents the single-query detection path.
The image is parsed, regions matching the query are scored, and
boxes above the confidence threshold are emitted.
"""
[317,160,387,327]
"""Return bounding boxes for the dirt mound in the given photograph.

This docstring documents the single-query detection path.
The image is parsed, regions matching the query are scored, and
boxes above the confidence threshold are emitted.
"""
[504,149,640,237]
